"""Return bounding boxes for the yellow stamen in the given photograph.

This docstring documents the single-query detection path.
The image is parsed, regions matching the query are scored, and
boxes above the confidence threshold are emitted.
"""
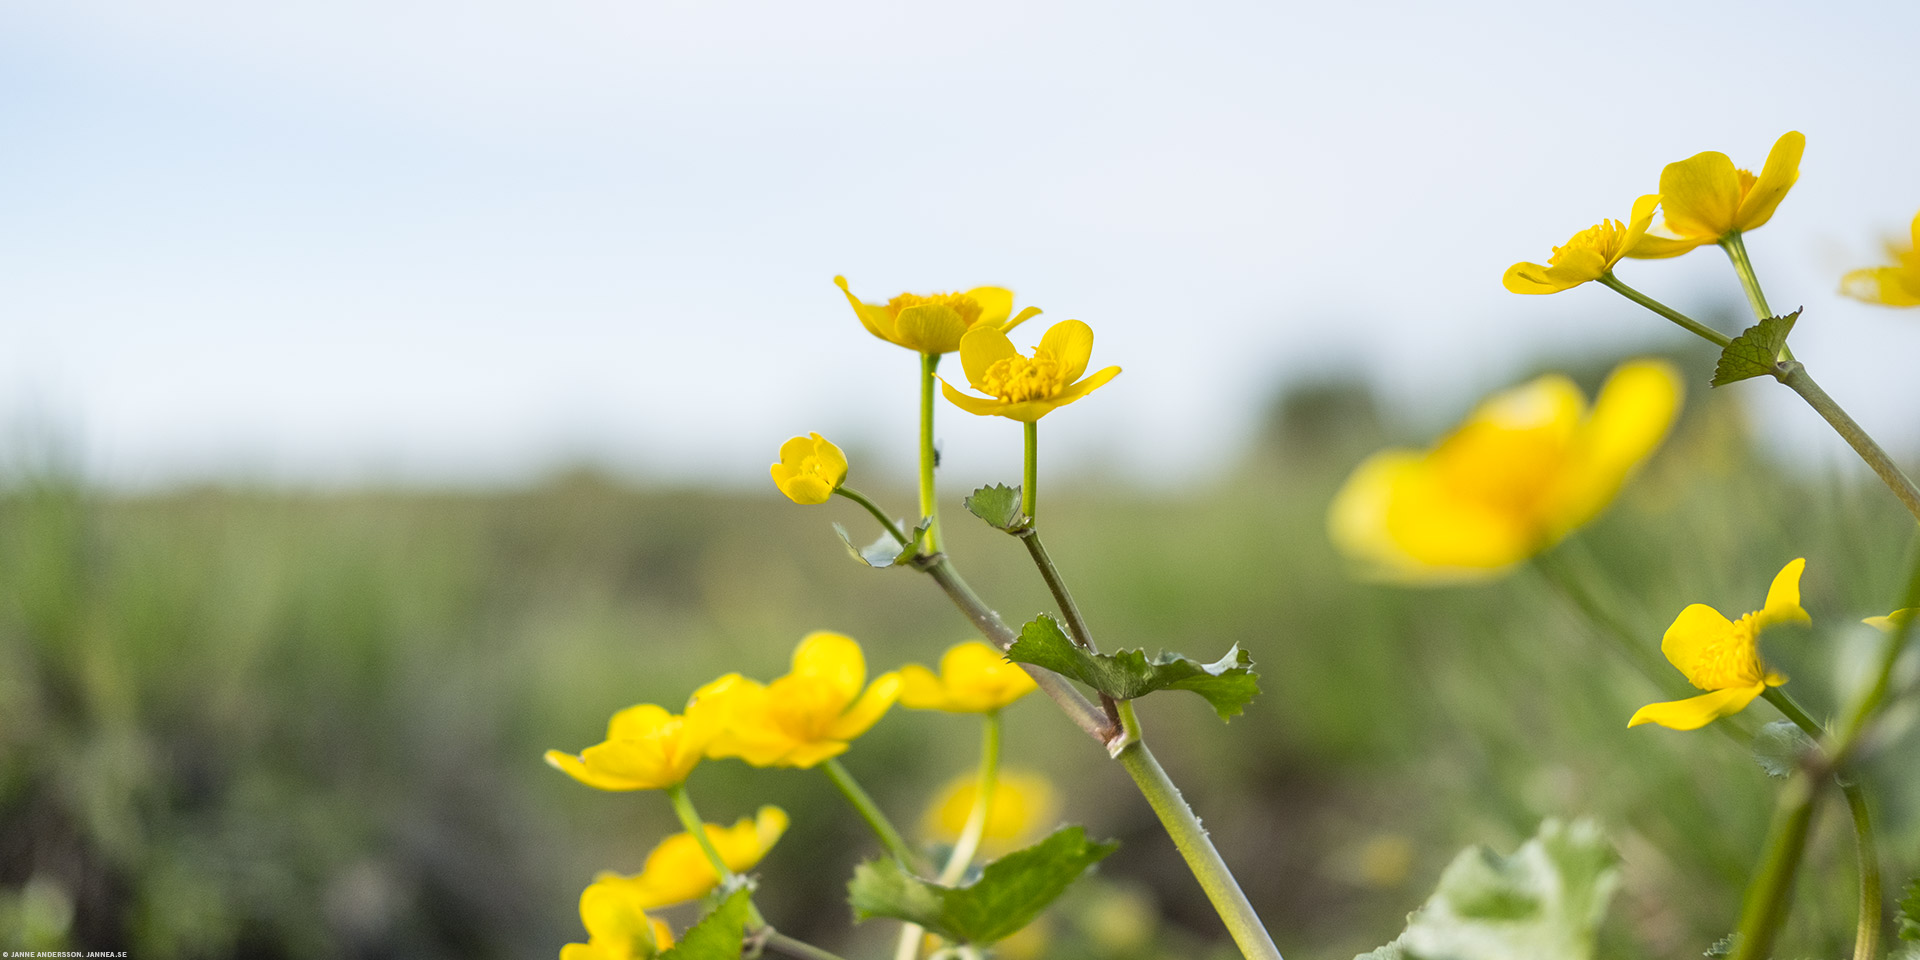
[1684,614,1766,690]
[887,291,983,327]
[979,349,1066,403]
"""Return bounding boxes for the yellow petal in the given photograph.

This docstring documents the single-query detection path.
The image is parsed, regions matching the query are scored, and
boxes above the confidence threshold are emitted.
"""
[834,276,902,346]
[1658,150,1743,241]
[894,303,969,355]
[778,739,852,768]
[608,703,674,740]
[1628,682,1765,730]
[1864,608,1915,631]
[1661,603,1734,680]
[1617,194,1661,266]
[958,325,1019,389]
[1734,131,1804,233]
[824,671,901,741]
[897,663,947,710]
[1040,365,1121,411]
[790,631,867,707]
[940,378,1014,418]
[1758,557,1811,628]
[964,286,1015,329]
[1626,231,1709,260]
[1037,319,1095,384]
[937,640,1036,712]
[545,749,652,791]
[1327,450,1423,576]
[1546,358,1682,535]
[1002,306,1043,332]
[1502,260,1585,295]
[1840,266,1920,307]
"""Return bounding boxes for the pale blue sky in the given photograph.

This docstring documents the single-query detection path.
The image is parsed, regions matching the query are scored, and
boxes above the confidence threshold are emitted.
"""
[4,0,1917,490]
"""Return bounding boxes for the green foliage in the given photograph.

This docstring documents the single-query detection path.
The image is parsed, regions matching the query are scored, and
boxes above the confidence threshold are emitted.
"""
[1898,876,1920,941]
[1355,819,1619,960]
[1006,614,1260,719]
[1711,310,1799,386]
[848,826,1117,945]
[1750,720,1815,779]
[832,518,931,567]
[1703,934,1737,958]
[963,483,1027,531]
[658,887,752,960]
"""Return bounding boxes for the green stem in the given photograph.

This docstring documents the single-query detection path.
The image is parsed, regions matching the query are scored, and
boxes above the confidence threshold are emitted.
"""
[1112,702,1282,960]
[917,555,1115,744]
[1835,540,1920,763]
[893,714,1003,960]
[822,758,926,873]
[1022,421,1037,523]
[1720,233,1781,330]
[1762,688,1882,960]
[921,352,943,553]
[1598,272,1732,348]
[835,486,913,545]
[1773,362,1920,524]
[1731,769,1825,960]
[1530,550,1670,686]
[666,784,766,928]
[1841,779,1881,960]
[941,712,1002,883]
[755,929,854,960]
[1015,524,1122,728]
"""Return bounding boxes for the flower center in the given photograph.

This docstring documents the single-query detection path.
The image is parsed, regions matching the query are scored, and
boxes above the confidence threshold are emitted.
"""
[1549,219,1628,266]
[978,349,1065,403]
[1735,167,1758,202]
[887,291,983,327]
[765,675,847,742]
[797,453,836,484]
[1685,614,1767,690]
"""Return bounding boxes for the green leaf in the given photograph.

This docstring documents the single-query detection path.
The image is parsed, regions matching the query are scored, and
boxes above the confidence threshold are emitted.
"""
[1751,720,1815,779]
[1711,309,1799,386]
[1353,819,1619,960]
[963,483,1027,531]
[1703,934,1737,958]
[832,519,931,568]
[848,826,1117,945]
[1006,615,1260,720]
[1898,876,1920,941]
[658,886,752,960]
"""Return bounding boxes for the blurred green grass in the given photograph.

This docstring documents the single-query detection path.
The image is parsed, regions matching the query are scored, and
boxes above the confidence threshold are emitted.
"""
[1,363,1915,960]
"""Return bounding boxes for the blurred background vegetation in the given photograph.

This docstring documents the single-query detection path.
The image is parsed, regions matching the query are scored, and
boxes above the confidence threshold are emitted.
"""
[2,351,1915,960]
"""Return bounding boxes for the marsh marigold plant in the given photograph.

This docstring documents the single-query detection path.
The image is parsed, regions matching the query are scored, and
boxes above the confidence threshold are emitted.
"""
[1629,559,1810,731]
[1328,359,1682,580]
[703,632,901,769]
[1840,208,1920,307]
[1629,131,1804,259]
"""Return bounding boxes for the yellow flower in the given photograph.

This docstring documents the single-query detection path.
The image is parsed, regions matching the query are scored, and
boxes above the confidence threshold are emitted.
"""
[1329,359,1682,581]
[924,770,1059,857]
[559,876,675,960]
[899,641,1038,713]
[1503,195,1660,294]
[939,320,1121,422]
[1840,210,1920,307]
[597,806,789,909]
[544,683,731,791]
[1628,131,1805,259]
[1864,608,1915,631]
[1630,559,1811,731]
[769,433,847,505]
[703,632,901,768]
[834,275,1023,355]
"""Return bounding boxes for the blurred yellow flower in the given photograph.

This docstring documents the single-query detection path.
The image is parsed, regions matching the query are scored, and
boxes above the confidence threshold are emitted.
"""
[924,770,1059,856]
[1840,210,1920,307]
[834,275,1020,355]
[1864,608,1915,631]
[899,641,1037,713]
[1628,131,1804,259]
[940,320,1121,422]
[1503,195,1660,294]
[704,632,901,768]
[559,876,674,960]
[1630,559,1809,731]
[597,806,789,909]
[544,683,731,791]
[769,433,847,505]
[1329,359,1683,581]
